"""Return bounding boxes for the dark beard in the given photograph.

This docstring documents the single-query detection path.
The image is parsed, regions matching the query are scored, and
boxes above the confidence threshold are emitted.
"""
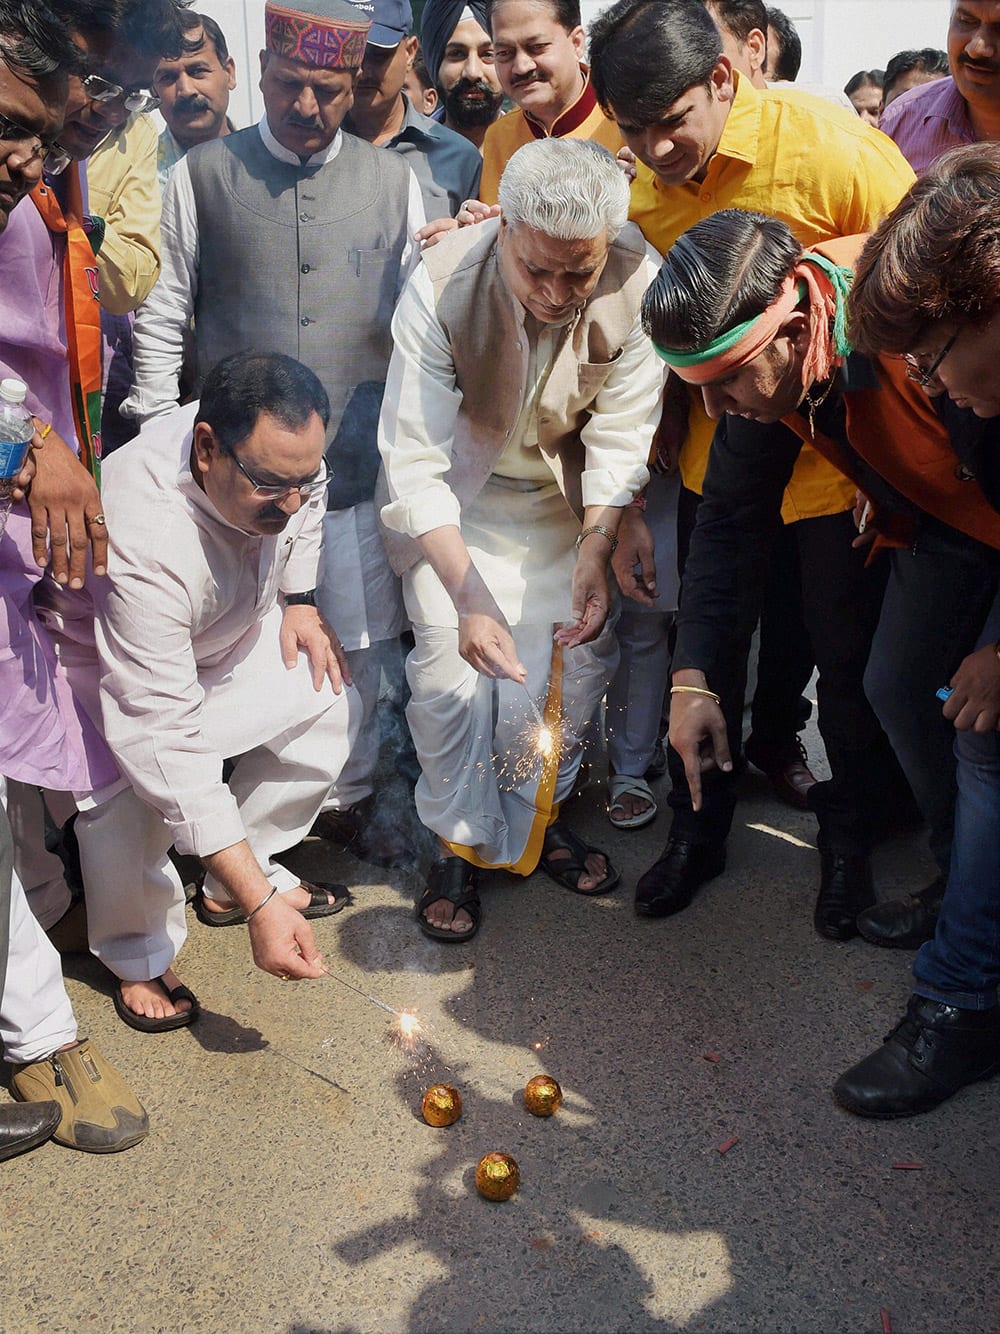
[443,77,504,128]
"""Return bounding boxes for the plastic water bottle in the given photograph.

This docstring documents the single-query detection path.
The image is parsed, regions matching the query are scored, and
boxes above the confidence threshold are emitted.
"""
[0,377,35,538]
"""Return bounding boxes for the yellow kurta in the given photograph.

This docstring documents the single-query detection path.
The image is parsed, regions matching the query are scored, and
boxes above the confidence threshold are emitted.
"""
[479,69,622,205]
[629,73,916,522]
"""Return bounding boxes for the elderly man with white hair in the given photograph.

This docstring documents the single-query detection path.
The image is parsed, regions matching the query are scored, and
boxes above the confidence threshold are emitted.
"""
[377,138,664,941]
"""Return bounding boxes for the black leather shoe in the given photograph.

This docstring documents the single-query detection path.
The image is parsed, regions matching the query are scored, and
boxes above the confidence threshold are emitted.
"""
[744,733,817,811]
[833,995,1000,1118]
[634,838,726,918]
[0,1100,61,1161]
[856,875,945,949]
[815,851,875,940]
[311,796,413,870]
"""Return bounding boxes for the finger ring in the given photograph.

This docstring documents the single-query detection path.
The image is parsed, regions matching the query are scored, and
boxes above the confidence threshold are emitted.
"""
[88,514,107,526]
[279,974,291,982]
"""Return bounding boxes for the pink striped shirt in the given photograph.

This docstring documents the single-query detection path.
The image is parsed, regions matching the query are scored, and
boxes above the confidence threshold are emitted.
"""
[879,76,977,175]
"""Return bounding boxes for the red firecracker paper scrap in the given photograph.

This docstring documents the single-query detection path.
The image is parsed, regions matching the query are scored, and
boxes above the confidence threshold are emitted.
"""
[891,1160,923,1170]
[880,1307,892,1333]
[703,1052,720,1063]
[716,1135,739,1155]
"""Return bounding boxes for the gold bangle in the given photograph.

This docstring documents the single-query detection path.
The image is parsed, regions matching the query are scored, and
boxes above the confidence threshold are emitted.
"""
[670,684,722,705]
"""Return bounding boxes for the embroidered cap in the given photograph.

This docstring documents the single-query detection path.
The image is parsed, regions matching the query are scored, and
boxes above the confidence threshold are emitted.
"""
[348,0,412,48]
[265,0,372,70]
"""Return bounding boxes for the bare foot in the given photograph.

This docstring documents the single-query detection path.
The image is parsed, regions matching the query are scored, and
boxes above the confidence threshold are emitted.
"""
[422,893,475,934]
[200,884,340,916]
[421,848,476,934]
[612,791,655,822]
[120,968,193,1021]
[544,847,608,893]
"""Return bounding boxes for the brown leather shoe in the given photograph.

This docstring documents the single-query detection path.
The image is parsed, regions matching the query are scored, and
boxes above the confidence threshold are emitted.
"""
[744,733,817,810]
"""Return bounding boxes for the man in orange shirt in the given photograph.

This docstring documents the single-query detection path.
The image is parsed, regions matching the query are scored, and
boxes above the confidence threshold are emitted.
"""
[477,0,621,202]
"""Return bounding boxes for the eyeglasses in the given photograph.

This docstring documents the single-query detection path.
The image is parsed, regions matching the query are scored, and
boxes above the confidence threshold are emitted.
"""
[0,114,71,175]
[900,331,958,388]
[81,73,161,114]
[229,451,330,501]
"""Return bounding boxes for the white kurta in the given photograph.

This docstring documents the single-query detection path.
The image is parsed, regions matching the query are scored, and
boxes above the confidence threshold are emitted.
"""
[70,405,361,978]
[380,258,664,872]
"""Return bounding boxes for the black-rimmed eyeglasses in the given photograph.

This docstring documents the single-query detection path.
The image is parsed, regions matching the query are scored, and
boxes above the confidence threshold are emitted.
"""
[0,114,71,175]
[900,331,958,388]
[229,451,330,502]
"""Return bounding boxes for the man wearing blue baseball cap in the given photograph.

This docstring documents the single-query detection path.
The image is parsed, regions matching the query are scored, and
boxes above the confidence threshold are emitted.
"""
[345,0,482,218]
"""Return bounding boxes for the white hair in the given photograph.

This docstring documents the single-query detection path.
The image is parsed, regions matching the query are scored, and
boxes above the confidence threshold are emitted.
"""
[497,138,630,242]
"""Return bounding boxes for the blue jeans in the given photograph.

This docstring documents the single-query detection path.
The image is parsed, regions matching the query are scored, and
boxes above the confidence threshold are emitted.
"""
[914,593,1000,1010]
[865,519,1000,873]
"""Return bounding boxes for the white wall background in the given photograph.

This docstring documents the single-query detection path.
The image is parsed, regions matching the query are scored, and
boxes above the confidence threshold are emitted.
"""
[194,0,953,128]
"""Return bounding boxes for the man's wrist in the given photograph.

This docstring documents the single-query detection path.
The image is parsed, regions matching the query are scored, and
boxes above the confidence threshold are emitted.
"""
[576,524,619,555]
[672,668,709,687]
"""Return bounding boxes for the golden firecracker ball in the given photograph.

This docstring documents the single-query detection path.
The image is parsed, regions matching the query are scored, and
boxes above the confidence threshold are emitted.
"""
[421,1084,462,1127]
[475,1152,520,1201]
[524,1074,563,1117]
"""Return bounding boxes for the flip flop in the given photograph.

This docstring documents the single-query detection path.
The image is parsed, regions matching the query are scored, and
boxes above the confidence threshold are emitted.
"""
[608,774,658,830]
[113,976,200,1033]
[416,857,481,942]
[193,881,352,927]
[539,820,620,896]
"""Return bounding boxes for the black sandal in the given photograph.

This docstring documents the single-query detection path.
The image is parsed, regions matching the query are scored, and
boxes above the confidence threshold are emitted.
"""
[194,881,351,927]
[416,857,481,942]
[113,976,200,1033]
[539,820,620,896]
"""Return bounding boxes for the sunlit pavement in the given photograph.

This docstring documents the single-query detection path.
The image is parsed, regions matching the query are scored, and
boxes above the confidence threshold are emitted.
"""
[4,708,998,1334]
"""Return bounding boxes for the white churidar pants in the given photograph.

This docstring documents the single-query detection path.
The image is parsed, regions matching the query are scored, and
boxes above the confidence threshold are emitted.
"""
[0,776,76,1063]
[7,780,76,929]
[75,606,362,981]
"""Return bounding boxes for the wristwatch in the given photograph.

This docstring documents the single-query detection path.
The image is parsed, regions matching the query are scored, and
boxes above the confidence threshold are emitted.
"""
[283,590,317,607]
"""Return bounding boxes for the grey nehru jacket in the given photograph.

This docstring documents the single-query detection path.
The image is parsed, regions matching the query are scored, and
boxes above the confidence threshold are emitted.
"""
[185,127,411,510]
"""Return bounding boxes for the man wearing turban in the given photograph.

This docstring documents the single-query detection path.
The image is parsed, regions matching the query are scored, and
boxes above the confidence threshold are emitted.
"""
[419,0,503,150]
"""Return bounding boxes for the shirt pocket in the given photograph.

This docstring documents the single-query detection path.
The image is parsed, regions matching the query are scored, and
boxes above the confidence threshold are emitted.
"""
[575,346,625,398]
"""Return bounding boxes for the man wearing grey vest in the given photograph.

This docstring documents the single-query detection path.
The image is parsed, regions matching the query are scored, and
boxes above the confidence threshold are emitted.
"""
[123,0,426,854]
[378,140,664,942]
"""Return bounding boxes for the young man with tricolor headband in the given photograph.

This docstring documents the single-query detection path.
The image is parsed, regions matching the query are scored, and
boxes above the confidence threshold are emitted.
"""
[588,0,918,928]
[642,206,1000,951]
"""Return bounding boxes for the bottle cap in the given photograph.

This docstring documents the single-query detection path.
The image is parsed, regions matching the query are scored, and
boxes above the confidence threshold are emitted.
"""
[0,378,27,404]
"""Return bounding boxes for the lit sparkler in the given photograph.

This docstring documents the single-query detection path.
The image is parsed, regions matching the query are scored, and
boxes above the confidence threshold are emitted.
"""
[388,1008,426,1054]
[317,967,426,1052]
[520,683,556,758]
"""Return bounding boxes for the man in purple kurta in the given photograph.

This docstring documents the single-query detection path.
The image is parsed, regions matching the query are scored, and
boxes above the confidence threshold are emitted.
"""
[0,0,149,1157]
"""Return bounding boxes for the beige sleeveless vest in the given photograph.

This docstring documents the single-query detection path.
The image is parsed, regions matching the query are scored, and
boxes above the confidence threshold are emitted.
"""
[378,216,653,574]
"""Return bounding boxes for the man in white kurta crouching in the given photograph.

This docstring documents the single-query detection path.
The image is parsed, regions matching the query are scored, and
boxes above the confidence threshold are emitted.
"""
[74,354,362,1028]
[377,138,664,940]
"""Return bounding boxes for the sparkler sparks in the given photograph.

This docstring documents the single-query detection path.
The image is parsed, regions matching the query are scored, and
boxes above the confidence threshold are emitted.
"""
[488,684,563,789]
[388,1009,426,1054]
[318,968,426,1053]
